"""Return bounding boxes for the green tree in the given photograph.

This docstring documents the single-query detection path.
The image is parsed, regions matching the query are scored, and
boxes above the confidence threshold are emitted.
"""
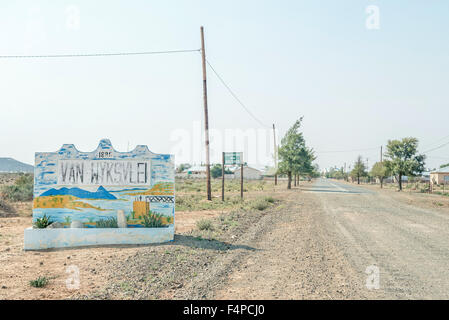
[325,167,338,179]
[383,137,426,191]
[350,156,367,184]
[310,164,321,178]
[370,161,389,188]
[176,163,191,173]
[210,164,222,179]
[210,164,232,179]
[278,118,315,189]
[326,166,346,180]
[297,149,316,179]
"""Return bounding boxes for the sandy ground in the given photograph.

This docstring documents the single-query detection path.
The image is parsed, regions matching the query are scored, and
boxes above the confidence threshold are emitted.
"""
[354,182,449,211]
[173,179,449,299]
[3,179,449,299]
[306,179,449,299]
[175,210,223,233]
[210,189,373,299]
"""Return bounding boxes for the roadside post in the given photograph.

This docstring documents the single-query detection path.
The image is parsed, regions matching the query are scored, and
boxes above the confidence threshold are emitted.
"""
[222,152,243,201]
[444,176,449,194]
[222,152,225,201]
[241,163,244,199]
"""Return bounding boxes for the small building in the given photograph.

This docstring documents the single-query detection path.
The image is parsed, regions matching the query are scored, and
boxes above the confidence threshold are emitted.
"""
[233,166,263,180]
[392,175,409,183]
[224,173,235,180]
[262,167,277,177]
[375,176,393,184]
[420,171,431,183]
[430,168,449,185]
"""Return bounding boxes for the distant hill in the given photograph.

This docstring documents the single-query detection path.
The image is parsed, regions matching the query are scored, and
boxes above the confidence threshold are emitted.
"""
[0,158,34,173]
[39,186,117,200]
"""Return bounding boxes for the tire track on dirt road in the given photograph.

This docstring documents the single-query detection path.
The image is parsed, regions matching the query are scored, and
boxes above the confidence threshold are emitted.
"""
[311,178,449,299]
[207,189,373,300]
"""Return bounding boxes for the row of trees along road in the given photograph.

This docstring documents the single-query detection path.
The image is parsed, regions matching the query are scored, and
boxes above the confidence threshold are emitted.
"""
[350,137,426,191]
[351,156,367,185]
[277,118,317,189]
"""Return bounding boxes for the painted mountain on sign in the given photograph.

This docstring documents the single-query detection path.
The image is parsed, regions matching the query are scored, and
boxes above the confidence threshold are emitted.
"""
[39,186,117,200]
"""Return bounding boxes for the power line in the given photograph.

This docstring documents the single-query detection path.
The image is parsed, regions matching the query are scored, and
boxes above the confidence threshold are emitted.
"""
[0,49,200,59]
[205,58,271,128]
[316,139,448,157]
[1,48,272,129]
[422,140,449,154]
[422,134,449,150]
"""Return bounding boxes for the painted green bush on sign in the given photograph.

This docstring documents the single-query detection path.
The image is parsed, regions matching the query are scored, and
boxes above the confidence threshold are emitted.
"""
[33,214,53,229]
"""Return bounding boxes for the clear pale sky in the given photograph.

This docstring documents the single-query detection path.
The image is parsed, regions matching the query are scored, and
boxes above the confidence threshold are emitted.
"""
[1,1,448,171]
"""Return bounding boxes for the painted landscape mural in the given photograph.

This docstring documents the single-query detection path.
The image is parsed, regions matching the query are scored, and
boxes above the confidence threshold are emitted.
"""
[33,139,175,228]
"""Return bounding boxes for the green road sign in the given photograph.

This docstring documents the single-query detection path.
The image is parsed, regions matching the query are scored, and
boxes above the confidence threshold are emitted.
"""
[224,152,243,165]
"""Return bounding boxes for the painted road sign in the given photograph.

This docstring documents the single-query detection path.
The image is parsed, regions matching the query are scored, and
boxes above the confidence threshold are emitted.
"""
[25,139,175,250]
[222,152,244,202]
[33,139,174,229]
[224,152,243,165]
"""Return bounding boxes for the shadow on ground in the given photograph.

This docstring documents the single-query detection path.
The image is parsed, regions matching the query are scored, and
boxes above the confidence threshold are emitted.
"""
[31,234,258,253]
[172,234,258,252]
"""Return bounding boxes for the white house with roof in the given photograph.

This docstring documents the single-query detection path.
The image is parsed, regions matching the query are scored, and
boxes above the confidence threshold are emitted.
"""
[430,168,449,185]
[233,166,263,180]
[181,165,207,178]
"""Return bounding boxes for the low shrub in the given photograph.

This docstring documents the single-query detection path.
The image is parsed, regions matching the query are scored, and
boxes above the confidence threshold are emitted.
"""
[1,173,33,202]
[196,219,214,231]
[29,276,49,288]
[264,196,275,203]
[252,200,269,211]
[0,198,15,217]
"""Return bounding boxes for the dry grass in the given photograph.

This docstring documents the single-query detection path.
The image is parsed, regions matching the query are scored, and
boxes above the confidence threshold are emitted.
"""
[0,176,288,299]
[175,178,274,212]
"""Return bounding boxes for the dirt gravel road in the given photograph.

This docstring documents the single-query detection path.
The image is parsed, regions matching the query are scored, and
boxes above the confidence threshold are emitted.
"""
[210,185,373,299]
[79,185,375,300]
[205,178,449,299]
[307,178,449,299]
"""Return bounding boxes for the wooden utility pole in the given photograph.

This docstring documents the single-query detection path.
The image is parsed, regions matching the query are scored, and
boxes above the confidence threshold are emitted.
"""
[273,124,278,185]
[380,146,383,163]
[201,26,212,201]
[240,164,244,199]
[380,146,383,189]
[344,162,347,181]
[366,158,369,184]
